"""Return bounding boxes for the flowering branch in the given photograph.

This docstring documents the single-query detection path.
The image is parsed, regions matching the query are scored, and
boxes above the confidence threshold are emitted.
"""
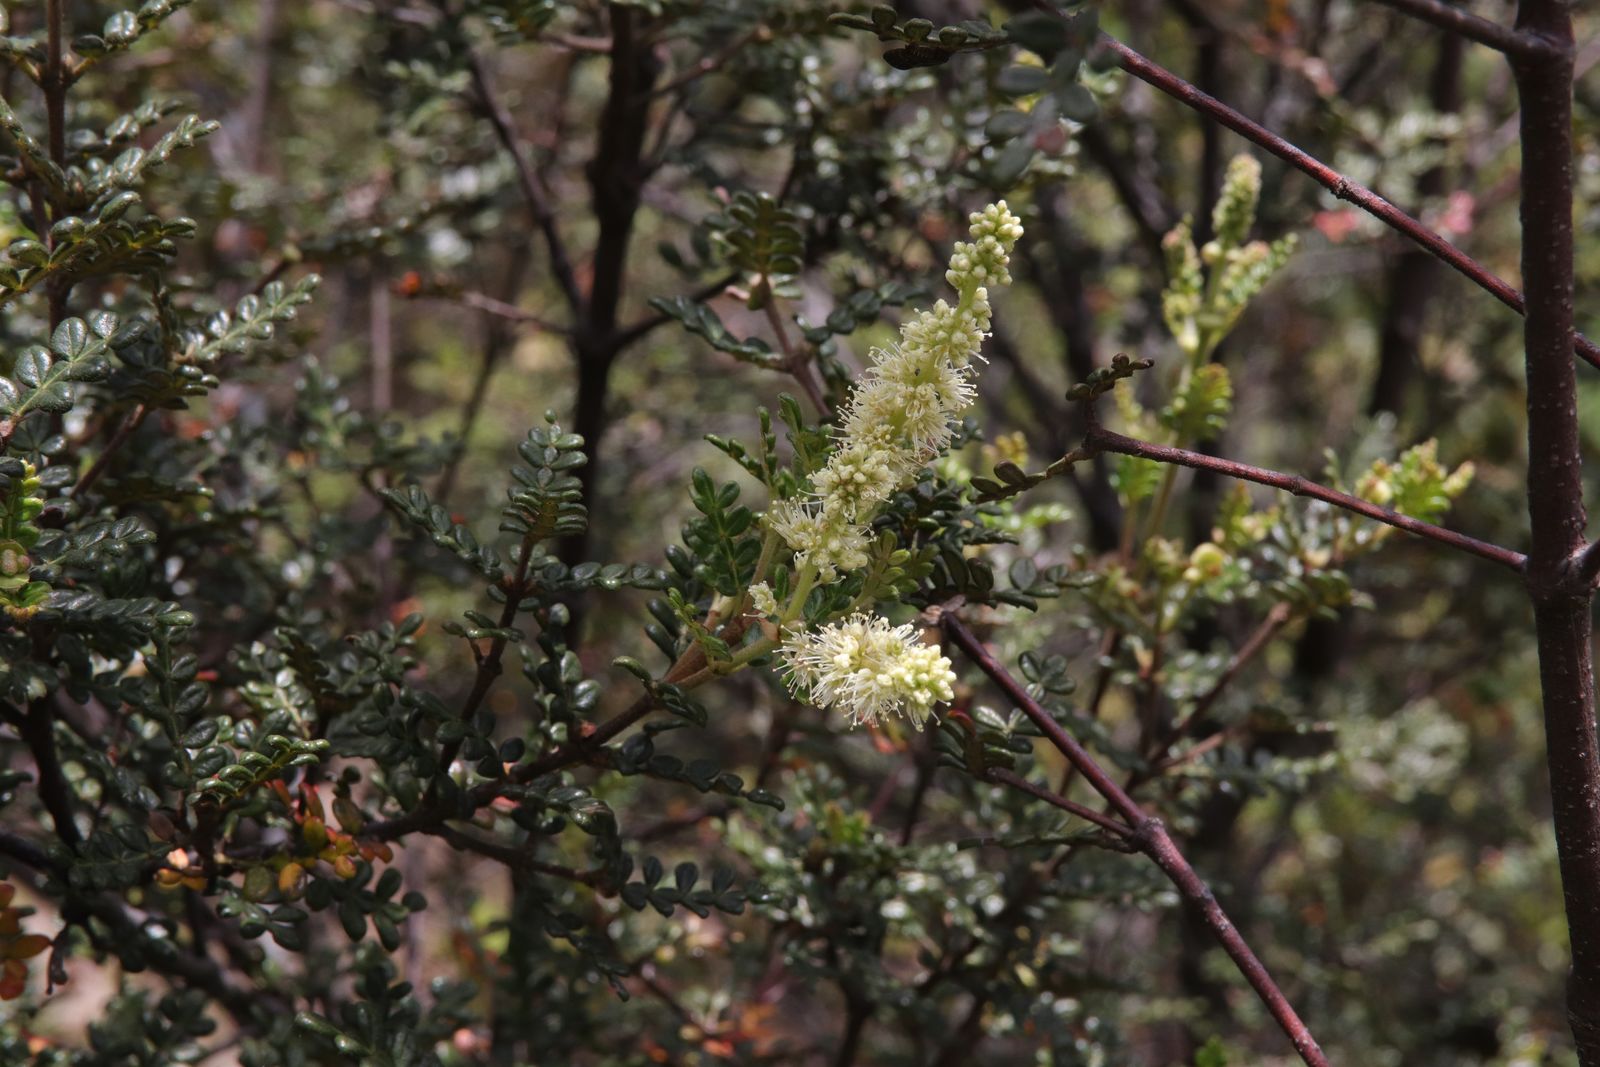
[940,612,1330,1067]
[763,202,1026,728]
[1097,31,1600,371]
[1079,418,1527,573]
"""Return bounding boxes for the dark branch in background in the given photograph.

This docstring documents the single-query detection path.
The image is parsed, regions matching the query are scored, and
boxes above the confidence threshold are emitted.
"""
[1078,418,1528,572]
[0,826,273,1024]
[1296,16,1465,689]
[0,829,55,873]
[71,403,149,499]
[82,894,277,1023]
[1076,125,1174,260]
[564,3,662,568]
[16,699,81,847]
[1369,23,1463,418]
[940,613,1330,1067]
[463,46,583,316]
[1098,31,1600,371]
[41,0,67,330]
[1147,601,1294,778]
[1366,0,1556,58]
[1508,2,1600,1061]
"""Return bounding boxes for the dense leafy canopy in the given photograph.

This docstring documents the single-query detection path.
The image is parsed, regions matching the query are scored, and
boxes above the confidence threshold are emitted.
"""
[0,2,1596,1066]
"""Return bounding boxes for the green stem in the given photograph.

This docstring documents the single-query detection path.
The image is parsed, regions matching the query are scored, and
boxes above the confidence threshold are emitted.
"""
[725,634,780,670]
[778,562,817,626]
[750,527,781,590]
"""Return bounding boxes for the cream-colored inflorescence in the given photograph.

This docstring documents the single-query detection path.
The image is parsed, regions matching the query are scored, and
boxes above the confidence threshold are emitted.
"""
[778,613,956,728]
[768,203,1022,727]
[767,201,1023,582]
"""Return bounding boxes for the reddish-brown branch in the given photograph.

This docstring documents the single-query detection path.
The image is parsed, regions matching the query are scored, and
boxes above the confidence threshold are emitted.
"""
[1510,2,1600,1060]
[1366,0,1555,57]
[1081,421,1527,573]
[1140,602,1294,785]
[1100,32,1600,371]
[647,24,768,98]
[984,767,1137,840]
[71,403,149,499]
[941,613,1329,1067]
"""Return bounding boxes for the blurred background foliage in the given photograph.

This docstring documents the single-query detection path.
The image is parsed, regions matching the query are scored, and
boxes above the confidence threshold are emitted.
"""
[0,1,1593,1065]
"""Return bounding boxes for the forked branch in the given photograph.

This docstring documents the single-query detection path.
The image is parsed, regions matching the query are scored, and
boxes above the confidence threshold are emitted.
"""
[940,613,1330,1067]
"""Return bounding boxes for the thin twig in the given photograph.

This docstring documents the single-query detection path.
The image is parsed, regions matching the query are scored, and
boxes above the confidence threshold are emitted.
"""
[1364,0,1553,58]
[985,767,1136,840]
[72,403,149,498]
[647,24,768,98]
[463,48,584,316]
[422,532,542,803]
[609,272,737,350]
[941,613,1329,1067]
[431,825,599,884]
[762,298,829,414]
[1163,601,1293,749]
[1081,420,1527,572]
[434,249,533,505]
[453,290,569,332]
[1099,31,1600,371]
[1147,724,1245,777]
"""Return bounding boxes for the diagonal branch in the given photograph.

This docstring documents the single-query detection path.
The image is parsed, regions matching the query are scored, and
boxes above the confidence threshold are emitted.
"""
[463,47,584,316]
[609,271,737,351]
[1081,420,1527,573]
[941,612,1330,1067]
[451,289,569,333]
[1147,600,1295,777]
[984,766,1137,843]
[1364,0,1555,58]
[1098,31,1600,371]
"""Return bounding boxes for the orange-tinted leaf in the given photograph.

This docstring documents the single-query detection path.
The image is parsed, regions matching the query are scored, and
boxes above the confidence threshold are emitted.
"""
[4,934,49,960]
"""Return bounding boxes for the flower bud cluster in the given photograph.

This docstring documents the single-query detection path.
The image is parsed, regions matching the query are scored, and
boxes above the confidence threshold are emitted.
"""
[1210,154,1261,251]
[1160,153,1295,360]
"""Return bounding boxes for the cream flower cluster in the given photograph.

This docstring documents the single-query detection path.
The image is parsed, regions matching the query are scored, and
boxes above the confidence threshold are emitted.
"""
[767,201,1023,582]
[764,203,1021,728]
[778,613,956,728]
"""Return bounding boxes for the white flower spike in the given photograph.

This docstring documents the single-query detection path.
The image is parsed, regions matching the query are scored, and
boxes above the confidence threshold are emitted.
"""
[765,202,1021,731]
[767,201,1023,579]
